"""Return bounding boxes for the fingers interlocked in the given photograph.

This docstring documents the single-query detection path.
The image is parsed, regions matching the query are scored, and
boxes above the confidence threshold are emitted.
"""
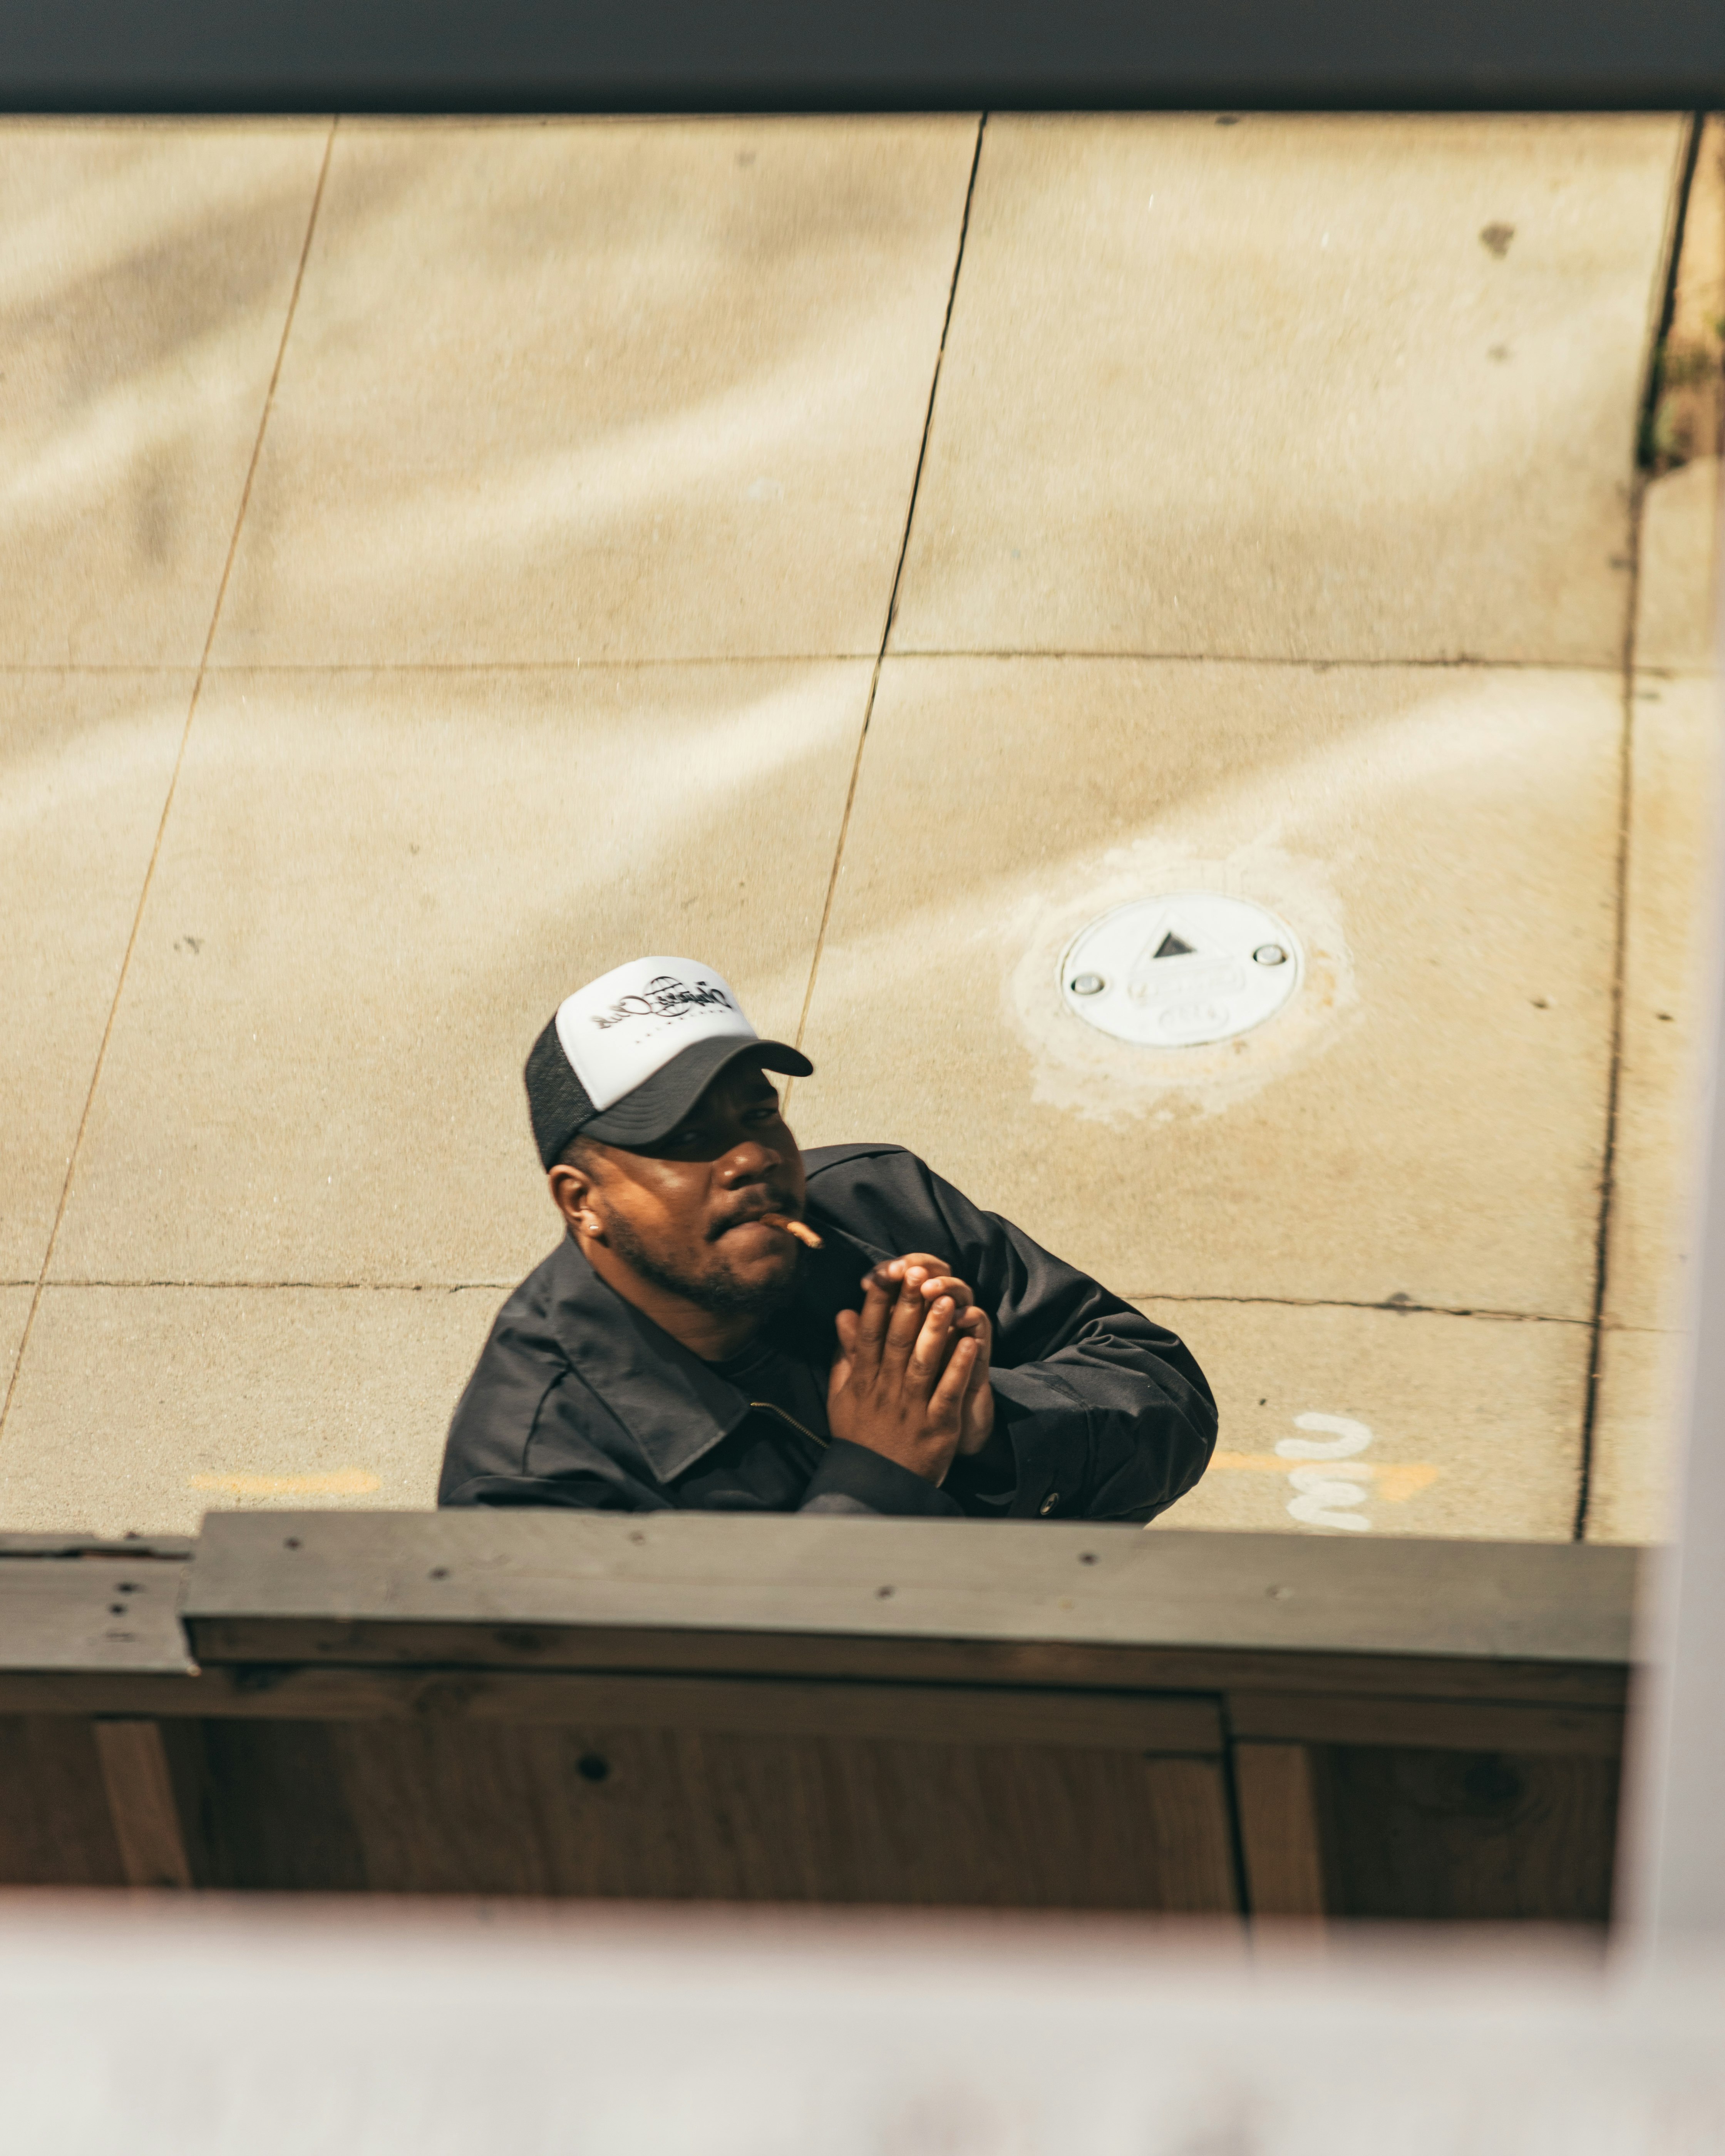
[828,1257,981,1482]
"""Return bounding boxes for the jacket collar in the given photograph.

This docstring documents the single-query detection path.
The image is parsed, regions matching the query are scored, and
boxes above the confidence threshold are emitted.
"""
[541,1210,887,1486]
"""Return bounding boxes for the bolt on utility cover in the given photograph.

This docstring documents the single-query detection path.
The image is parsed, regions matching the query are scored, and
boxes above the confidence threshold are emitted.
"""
[1059,894,1303,1046]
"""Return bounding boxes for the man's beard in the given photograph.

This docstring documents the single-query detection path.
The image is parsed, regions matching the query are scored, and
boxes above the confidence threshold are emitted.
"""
[603,1210,802,1321]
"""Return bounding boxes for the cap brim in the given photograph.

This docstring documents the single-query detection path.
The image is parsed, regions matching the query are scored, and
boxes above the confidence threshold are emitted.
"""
[579,1035,813,1148]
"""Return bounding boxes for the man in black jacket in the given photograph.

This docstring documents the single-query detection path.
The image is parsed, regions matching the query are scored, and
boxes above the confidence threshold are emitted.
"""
[439,956,1216,1521]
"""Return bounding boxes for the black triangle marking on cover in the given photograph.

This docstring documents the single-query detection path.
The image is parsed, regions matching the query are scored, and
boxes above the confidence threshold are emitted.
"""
[1152,931,1196,959]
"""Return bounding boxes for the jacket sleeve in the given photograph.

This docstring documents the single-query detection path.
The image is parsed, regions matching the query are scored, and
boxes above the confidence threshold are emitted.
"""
[813,1149,1218,1525]
[438,1318,668,1512]
[797,1439,963,1519]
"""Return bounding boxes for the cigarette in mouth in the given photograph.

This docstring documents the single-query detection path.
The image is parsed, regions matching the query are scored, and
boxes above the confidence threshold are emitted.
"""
[760,1213,822,1249]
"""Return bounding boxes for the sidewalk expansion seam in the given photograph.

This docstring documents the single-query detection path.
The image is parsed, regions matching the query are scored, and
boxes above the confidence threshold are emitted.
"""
[1569,112,1705,1541]
[0,120,339,1449]
[787,112,989,1073]
[1127,1292,1589,1326]
[0,653,1634,676]
[34,1280,515,1293]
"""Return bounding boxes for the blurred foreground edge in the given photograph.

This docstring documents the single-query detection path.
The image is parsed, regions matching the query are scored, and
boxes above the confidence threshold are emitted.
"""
[0,1515,1635,1920]
[0,0,1722,111]
[2,1896,1723,2153]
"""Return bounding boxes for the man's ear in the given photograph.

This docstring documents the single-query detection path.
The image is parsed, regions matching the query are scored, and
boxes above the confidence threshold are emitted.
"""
[548,1158,603,1241]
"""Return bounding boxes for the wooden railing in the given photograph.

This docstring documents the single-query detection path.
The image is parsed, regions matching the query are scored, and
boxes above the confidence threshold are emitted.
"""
[0,1515,1637,1918]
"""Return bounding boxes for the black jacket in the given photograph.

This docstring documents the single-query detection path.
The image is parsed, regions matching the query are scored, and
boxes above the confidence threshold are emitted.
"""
[438,1143,1216,1522]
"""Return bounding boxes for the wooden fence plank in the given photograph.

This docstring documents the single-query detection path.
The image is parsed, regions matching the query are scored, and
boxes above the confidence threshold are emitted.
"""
[1233,1741,1328,1919]
[308,1721,1242,1911]
[0,1717,126,1886]
[1320,1746,1620,1923]
[93,1721,199,1889]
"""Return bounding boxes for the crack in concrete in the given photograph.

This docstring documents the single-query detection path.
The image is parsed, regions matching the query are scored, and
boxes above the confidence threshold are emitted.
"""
[1571,114,1706,1542]
[35,1280,512,1293]
[879,650,1628,672]
[1128,1291,1589,1326]
[787,112,989,1076]
[0,121,340,1452]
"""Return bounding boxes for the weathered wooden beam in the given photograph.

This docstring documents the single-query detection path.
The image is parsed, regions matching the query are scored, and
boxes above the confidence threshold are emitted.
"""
[1227,1691,1627,1756]
[181,1515,1640,1696]
[0,1555,195,1679]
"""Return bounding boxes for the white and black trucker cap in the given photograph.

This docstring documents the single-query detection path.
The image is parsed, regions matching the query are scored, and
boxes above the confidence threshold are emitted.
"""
[524,957,812,1167]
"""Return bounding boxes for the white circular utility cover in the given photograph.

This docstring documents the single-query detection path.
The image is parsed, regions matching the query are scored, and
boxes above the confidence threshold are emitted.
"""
[1059,893,1303,1047]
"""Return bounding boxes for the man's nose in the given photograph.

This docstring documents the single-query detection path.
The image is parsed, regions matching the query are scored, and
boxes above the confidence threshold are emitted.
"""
[717,1138,781,1183]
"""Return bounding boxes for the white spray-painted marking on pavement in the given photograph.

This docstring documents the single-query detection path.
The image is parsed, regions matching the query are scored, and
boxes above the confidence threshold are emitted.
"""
[1278,1412,1373,1531]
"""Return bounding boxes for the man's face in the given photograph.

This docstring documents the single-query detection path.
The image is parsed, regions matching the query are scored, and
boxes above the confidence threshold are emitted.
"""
[564,1060,808,1318]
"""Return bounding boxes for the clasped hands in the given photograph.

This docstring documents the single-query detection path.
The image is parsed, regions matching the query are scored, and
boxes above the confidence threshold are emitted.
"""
[826,1253,995,1485]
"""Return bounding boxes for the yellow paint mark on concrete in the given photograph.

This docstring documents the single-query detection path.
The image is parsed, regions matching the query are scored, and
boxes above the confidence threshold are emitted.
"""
[188,1469,382,1497]
[1210,1451,1439,1503]
[1370,1462,1440,1504]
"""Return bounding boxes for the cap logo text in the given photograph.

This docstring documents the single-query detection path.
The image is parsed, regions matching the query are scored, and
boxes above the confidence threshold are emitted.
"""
[589,975,734,1031]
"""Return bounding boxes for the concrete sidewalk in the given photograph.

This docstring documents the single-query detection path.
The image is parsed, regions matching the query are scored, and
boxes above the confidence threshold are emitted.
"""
[0,113,1715,1541]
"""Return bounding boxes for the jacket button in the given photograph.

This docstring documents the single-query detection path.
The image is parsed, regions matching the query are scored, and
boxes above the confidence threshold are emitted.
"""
[1039,1492,1060,1516]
